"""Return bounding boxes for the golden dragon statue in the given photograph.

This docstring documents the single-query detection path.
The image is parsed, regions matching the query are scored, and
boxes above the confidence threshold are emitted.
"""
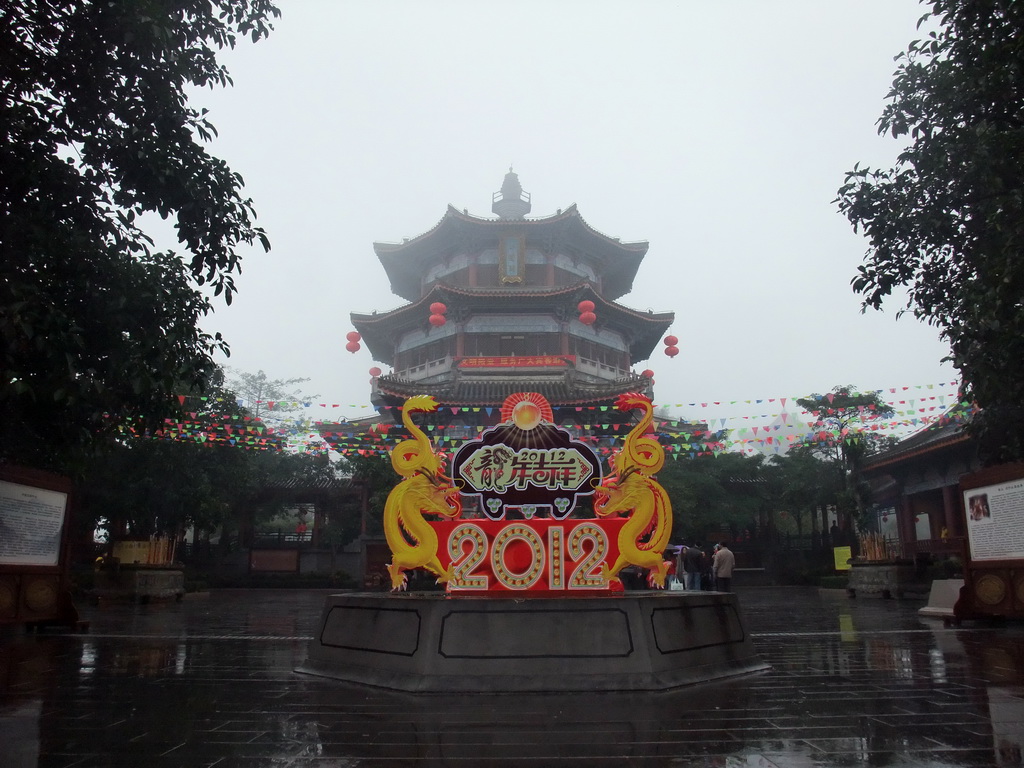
[594,392,673,588]
[383,395,462,590]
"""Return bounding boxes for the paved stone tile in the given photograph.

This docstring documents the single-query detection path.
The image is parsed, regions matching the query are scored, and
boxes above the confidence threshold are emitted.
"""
[5,587,1024,766]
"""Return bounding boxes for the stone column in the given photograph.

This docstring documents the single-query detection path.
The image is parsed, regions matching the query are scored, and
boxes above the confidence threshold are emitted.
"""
[898,496,915,559]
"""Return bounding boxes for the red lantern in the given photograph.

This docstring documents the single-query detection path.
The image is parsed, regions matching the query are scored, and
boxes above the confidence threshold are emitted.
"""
[368,367,382,377]
[642,369,655,379]
[429,313,447,327]
[664,335,678,346]
[429,302,447,315]
[345,341,360,353]
[346,331,361,342]
[579,311,596,325]
[577,300,595,313]
[665,345,679,357]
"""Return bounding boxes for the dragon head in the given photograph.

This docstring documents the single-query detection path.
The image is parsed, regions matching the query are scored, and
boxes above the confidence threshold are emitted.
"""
[412,466,463,519]
[594,469,637,517]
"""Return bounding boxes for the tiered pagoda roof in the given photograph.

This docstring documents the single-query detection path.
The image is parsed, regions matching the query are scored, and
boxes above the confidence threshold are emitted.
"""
[349,173,676,417]
[375,204,648,302]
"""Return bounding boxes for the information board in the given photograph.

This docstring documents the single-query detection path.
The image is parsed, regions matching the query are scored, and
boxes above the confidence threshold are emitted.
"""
[964,477,1024,561]
[0,480,68,567]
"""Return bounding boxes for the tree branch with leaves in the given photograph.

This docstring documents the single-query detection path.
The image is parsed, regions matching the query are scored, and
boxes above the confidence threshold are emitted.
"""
[836,0,1024,462]
[1,0,279,471]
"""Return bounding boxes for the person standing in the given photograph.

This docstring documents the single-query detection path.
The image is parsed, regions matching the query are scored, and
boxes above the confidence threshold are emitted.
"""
[683,542,703,591]
[700,546,714,590]
[712,542,735,592]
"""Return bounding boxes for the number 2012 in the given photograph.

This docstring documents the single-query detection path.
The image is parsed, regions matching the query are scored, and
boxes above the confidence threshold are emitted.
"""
[446,522,609,591]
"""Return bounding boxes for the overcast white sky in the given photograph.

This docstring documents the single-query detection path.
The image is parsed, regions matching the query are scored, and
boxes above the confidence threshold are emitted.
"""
[175,0,956,429]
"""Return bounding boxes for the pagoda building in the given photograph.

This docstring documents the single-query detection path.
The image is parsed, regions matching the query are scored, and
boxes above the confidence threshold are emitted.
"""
[349,170,674,427]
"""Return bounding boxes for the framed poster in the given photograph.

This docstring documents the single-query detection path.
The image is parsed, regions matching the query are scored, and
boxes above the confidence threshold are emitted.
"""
[0,480,68,567]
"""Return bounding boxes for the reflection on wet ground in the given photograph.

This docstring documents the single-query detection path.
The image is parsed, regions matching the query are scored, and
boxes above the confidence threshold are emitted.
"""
[3,587,1024,767]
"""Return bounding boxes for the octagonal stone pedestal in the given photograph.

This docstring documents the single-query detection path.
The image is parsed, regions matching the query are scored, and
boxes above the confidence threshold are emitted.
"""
[296,591,768,693]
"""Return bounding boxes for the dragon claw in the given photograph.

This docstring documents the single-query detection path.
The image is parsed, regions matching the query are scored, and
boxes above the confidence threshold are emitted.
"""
[387,563,408,591]
[647,562,669,589]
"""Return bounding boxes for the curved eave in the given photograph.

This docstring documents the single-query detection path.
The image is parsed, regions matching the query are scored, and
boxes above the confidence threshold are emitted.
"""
[374,374,654,408]
[351,282,674,363]
[374,205,648,302]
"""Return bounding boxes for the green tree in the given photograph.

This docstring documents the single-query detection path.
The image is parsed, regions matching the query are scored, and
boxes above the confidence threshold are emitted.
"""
[763,445,844,540]
[227,369,324,452]
[74,364,340,547]
[658,452,769,544]
[228,369,316,422]
[1,0,279,471]
[796,386,896,535]
[337,452,395,538]
[835,0,1024,462]
[81,438,248,539]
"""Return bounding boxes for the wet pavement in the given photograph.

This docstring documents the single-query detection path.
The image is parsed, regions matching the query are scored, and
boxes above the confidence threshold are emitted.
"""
[2,586,1024,767]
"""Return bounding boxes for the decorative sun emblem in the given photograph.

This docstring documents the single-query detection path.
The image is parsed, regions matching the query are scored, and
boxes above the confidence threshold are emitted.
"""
[511,400,542,430]
[501,392,553,429]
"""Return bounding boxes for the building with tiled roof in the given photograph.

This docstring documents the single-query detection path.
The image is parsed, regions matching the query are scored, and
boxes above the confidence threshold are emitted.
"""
[861,407,979,560]
[350,170,674,420]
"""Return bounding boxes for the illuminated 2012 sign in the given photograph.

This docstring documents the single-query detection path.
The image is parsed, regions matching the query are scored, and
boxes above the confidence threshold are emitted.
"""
[431,518,627,593]
[383,391,673,594]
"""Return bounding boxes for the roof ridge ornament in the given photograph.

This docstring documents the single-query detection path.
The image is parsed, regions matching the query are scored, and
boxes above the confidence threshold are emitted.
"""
[492,168,531,220]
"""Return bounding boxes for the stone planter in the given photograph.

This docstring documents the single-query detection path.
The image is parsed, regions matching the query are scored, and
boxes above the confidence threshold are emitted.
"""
[846,561,917,599]
[92,564,185,604]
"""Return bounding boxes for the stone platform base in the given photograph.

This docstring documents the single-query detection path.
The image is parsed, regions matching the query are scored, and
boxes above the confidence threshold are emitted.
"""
[296,591,768,693]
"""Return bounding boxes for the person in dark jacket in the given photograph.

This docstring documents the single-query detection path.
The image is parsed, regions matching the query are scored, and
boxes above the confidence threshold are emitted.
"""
[682,543,704,591]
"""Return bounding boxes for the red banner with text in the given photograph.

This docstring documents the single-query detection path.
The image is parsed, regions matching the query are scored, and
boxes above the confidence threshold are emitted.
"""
[457,355,575,368]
